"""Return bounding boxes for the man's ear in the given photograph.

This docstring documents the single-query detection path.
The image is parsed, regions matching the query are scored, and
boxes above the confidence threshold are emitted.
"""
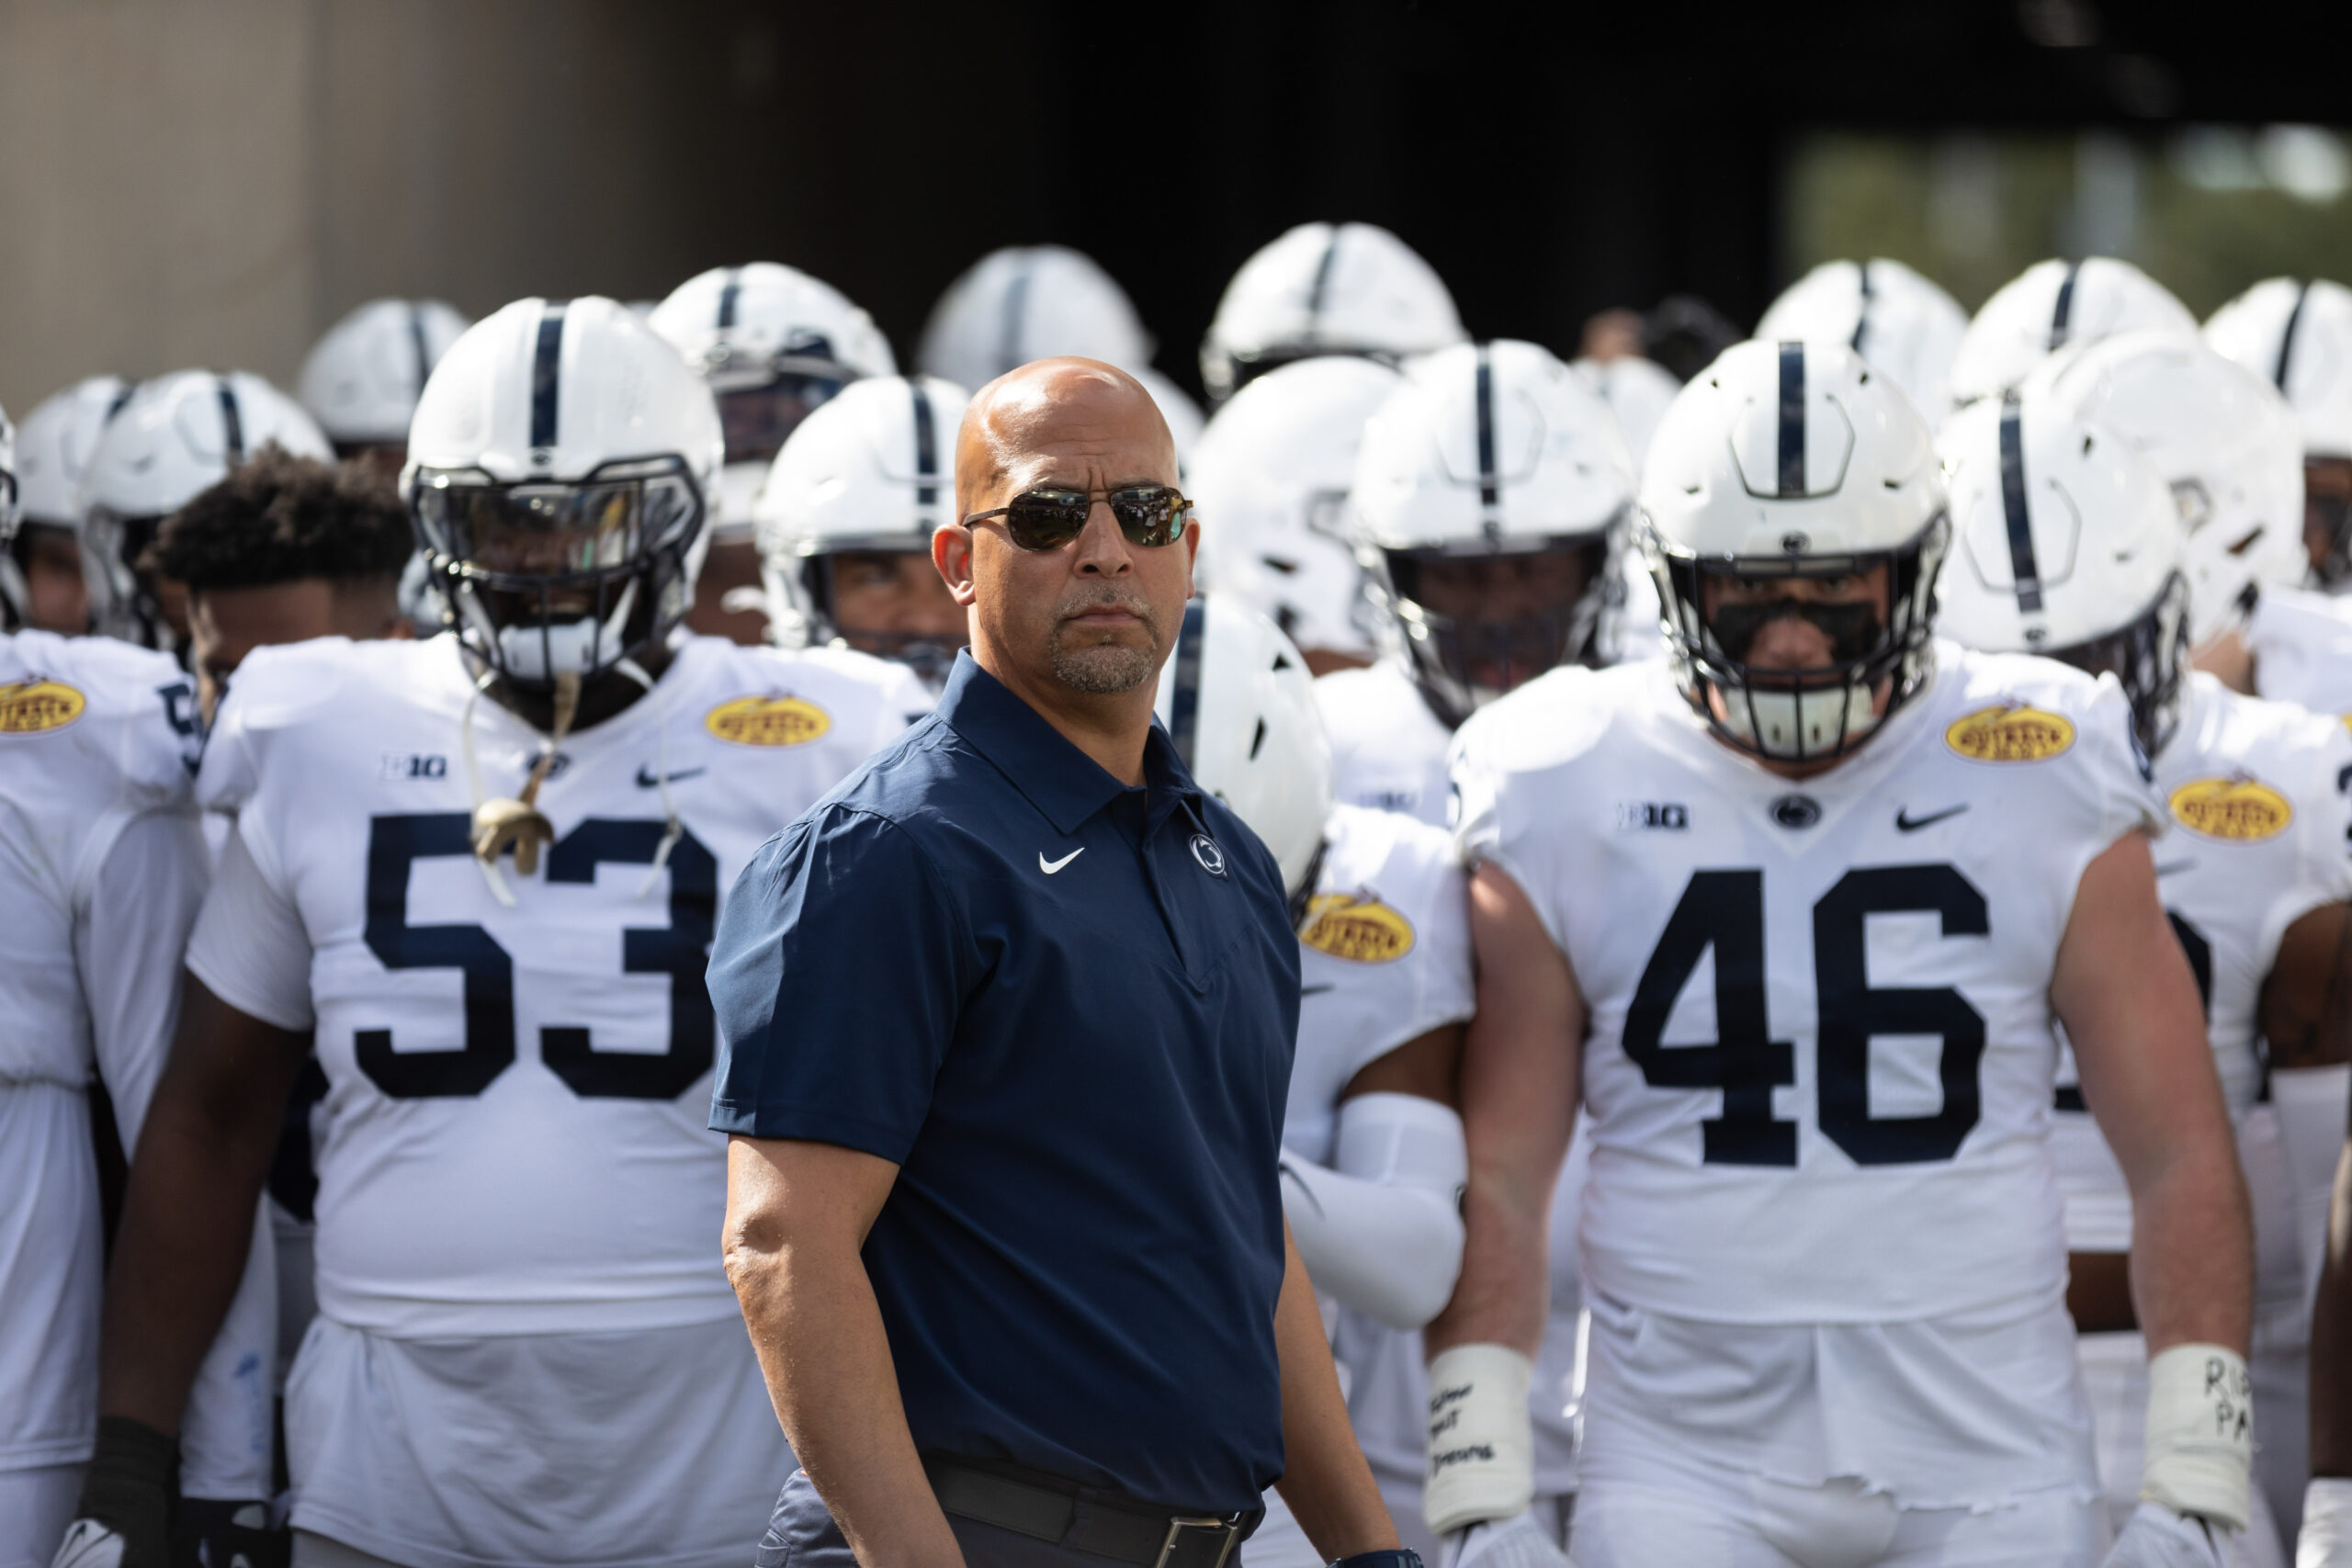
[933,524,979,607]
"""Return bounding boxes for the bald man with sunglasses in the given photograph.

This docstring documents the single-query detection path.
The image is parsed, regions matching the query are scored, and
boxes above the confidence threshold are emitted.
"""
[708,359,1408,1568]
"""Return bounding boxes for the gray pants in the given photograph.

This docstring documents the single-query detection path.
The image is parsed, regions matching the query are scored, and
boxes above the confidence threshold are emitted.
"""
[757,1469,1248,1568]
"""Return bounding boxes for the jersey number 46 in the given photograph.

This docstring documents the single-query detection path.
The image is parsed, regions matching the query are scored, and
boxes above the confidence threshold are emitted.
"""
[1626,863,1987,1168]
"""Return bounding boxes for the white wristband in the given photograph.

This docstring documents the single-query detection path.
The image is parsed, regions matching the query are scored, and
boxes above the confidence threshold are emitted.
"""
[1424,1343,1533,1536]
[2301,1477,2352,1567]
[2141,1342,2253,1531]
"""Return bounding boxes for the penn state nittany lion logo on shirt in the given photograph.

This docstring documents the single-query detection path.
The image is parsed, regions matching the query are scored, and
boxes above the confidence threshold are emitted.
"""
[705,694,831,747]
[1944,702,2075,763]
[0,678,86,735]
[2168,775,2292,841]
[1300,892,1416,963]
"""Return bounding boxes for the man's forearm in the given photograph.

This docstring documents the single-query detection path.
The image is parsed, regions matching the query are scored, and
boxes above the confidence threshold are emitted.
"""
[1271,1231,1398,1559]
[2312,1143,2352,1474]
[729,1239,963,1568]
[2129,1133,2255,1356]
[1425,1156,1550,1355]
[98,1053,288,1431]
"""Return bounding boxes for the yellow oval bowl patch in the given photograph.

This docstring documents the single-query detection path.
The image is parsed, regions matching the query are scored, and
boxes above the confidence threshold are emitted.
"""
[0,679,87,735]
[1944,704,2075,763]
[2170,776,2292,841]
[1301,894,1416,964]
[706,694,831,748]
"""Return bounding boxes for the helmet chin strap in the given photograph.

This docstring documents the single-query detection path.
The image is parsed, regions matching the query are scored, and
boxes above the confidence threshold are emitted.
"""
[465,669,581,906]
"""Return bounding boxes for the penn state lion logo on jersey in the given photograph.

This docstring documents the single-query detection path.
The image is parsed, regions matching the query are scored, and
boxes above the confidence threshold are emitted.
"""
[1944,701,2075,763]
[1300,891,1416,964]
[706,693,831,747]
[2168,774,2292,841]
[0,676,85,734]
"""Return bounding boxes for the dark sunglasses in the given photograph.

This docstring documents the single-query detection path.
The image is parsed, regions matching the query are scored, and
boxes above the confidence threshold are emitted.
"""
[962,484,1193,552]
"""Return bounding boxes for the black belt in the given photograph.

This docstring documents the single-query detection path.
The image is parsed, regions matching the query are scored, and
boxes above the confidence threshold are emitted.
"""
[923,1454,1259,1568]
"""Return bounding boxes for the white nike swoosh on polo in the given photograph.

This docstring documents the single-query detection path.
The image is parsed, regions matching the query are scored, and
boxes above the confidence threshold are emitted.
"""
[1039,848,1084,874]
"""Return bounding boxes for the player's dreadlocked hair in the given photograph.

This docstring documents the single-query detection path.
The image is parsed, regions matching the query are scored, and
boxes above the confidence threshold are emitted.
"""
[143,446,412,592]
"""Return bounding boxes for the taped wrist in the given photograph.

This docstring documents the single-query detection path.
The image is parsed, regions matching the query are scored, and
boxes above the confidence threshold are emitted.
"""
[1423,1344,1533,1536]
[2301,1477,2352,1564]
[2141,1343,2253,1531]
[74,1415,177,1556]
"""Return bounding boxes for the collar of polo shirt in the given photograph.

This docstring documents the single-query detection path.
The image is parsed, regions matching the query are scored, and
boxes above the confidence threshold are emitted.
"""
[936,650,1204,837]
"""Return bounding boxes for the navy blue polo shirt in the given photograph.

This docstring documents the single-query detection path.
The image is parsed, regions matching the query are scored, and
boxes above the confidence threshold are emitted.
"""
[707,652,1299,1514]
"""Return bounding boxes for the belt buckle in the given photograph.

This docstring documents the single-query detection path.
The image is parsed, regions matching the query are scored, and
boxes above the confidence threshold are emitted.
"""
[1154,1515,1238,1568]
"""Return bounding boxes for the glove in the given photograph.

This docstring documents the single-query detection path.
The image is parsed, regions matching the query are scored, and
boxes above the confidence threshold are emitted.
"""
[1439,1511,1574,1568]
[2300,1476,2352,1568]
[2100,1503,2227,1568]
[174,1499,288,1568]
[51,1416,177,1568]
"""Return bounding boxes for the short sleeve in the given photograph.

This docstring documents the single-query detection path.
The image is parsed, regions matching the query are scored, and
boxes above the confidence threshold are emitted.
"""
[1446,707,1572,956]
[707,807,972,1160]
[185,819,316,1032]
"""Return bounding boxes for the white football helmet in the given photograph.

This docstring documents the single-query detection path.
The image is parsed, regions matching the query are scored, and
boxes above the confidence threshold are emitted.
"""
[2204,277,2352,586]
[1947,257,2197,411]
[0,401,17,544]
[647,263,897,536]
[1352,340,1637,727]
[1188,355,1405,663]
[754,373,969,688]
[403,297,723,686]
[1153,594,1332,911]
[1200,221,1466,405]
[1130,366,1206,469]
[82,370,334,648]
[2030,330,2305,646]
[917,245,1154,389]
[16,375,132,529]
[1756,258,1968,428]
[1571,354,1681,468]
[1640,339,1949,763]
[298,298,471,451]
[1936,384,2188,759]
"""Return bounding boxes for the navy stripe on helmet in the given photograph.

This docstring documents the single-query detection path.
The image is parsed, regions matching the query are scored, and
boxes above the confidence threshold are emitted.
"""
[999,256,1032,377]
[718,268,742,332]
[2275,280,2312,391]
[1170,598,1207,769]
[1777,342,1806,497]
[2048,261,2082,351]
[408,303,433,400]
[910,378,938,509]
[1998,389,2044,614]
[1306,226,1343,338]
[214,376,245,465]
[104,382,134,423]
[529,300,569,450]
[1850,260,1873,355]
[1475,344,1500,519]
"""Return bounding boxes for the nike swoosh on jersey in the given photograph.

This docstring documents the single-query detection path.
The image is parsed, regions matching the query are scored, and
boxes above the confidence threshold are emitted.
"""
[1039,847,1084,874]
[635,765,707,788]
[2154,860,2198,878]
[1300,983,1336,997]
[1894,804,1969,832]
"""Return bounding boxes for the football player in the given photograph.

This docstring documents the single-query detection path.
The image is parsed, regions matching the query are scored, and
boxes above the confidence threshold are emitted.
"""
[59,297,927,1568]
[2205,279,2352,594]
[752,374,972,694]
[1198,221,1465,407]
[79,371,334,655]
[916,244,1205,464]
[1755,258,1968,433]
[1158,594,1471,1568]
[1947,256,2199,412]
[6,377,130,635]
[296,299,470,481]
[1442,339,2251,1565]
[1186,355,1405,676]
[0,404,276,1568]
[647,262,897,645]
[1939,372,2352,1562]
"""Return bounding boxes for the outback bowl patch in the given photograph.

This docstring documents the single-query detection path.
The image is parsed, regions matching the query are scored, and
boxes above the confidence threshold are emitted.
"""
[2169,776,2291,841]
[1301,893,1416,963]
[0,679,86,734]
[1944,704,2075,763]
[705,694,831,747]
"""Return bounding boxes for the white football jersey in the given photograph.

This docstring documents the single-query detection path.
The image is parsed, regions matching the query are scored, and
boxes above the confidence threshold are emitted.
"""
[2052,675,2352,1330]
[1283,803,1473,1162]
[1453,644,2161,1324]
[2247,584,2352,716]
[1318,660,1453,825]
[0,630,271,1495]
[187,632,925,1338]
